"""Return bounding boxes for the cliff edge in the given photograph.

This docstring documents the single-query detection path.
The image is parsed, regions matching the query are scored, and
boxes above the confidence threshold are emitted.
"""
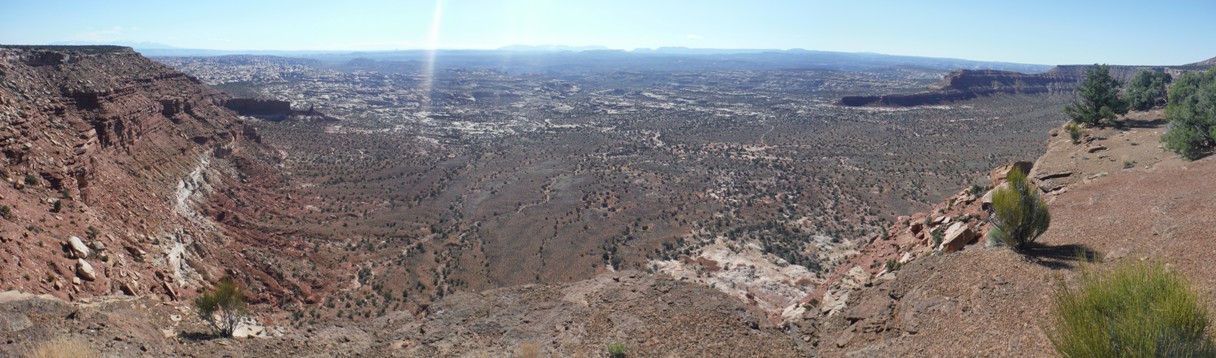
[0,46,309,307]
[814,110,1216,356]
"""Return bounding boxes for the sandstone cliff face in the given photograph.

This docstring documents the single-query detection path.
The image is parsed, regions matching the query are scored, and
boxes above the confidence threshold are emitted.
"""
[933,69,1078,93]
[222,97,335,122]
[841,61,1215,107]
[0,46,297,304]
[841,69,1080,107]
[222,98,292,116]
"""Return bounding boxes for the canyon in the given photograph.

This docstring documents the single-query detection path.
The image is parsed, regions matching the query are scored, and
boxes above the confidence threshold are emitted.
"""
[2,45,1215,356]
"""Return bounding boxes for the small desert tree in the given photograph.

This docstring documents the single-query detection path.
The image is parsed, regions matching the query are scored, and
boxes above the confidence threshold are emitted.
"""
[195,278,249,338]
[1064,64,1128,126]
[990,167,1050,251]
[1125,70,1172,111]
[1162,68,1216,160]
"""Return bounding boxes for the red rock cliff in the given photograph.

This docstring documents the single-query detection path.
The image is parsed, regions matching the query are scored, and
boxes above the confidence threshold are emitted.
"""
[0,46,303,305]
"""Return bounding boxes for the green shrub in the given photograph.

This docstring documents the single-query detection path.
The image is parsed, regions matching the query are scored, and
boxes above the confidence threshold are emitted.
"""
[930,227,944,248]
[1162,68,1216,160]
[969,184,987,196]
[195,278,249,338]
[24,174,39,186]
[985,226,1004,247]
[0,205,11,220]
[990,167,1050,251]
[884,258,902,272]
[607,342,627,358]
[1126,70,1173,111]
[1050,260,1215,357]
[1064,64,1129,126]
[1064,122,1082,144]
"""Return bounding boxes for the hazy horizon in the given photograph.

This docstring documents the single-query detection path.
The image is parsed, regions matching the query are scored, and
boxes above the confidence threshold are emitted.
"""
[3,0,1214,66]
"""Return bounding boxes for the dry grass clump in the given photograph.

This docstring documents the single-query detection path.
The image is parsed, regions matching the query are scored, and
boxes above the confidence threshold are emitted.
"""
[515,342,541,358]
[27,336,99,358]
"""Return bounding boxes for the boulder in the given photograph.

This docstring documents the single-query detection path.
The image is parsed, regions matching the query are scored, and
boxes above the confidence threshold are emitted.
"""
[75,258,96,281]
[0,311,32,332]
[67,236,91,258]
[232,320,266,338]
[939,222,974,253]
[898,252,914,264]
[981,182,1011,210]
[989,161,1033,187]
[820,290,849,316]
[845,295,894,333]
[1035,171,1073,181]
[119,281,138,296]
[125,245,147,261]
[840,266,871,290]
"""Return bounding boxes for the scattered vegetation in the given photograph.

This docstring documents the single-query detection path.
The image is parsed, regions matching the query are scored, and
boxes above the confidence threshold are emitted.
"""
[1125,70,1173,111]
[884,258,903,272]
[969,183,987,196]
[990,167,1050,251]
[0,205,11,220]
[85,226,101,240]
[1064,122,1082,144]
[1162,68,1216,160]
[607,342,627,358]
[1064,64,1128,127]
[167,56,1074,312]
[985,227,1003,247]
[194,278,249,338]
[27,336,99,358]
[1050,260,1215,357]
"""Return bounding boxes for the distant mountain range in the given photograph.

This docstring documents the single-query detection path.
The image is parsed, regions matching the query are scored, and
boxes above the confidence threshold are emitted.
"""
[497,44,611,52]
[37,42,1207,76]
[37,42,1216,72]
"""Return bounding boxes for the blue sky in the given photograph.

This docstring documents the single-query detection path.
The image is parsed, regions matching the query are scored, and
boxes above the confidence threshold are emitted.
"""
[1,0,1212,65]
